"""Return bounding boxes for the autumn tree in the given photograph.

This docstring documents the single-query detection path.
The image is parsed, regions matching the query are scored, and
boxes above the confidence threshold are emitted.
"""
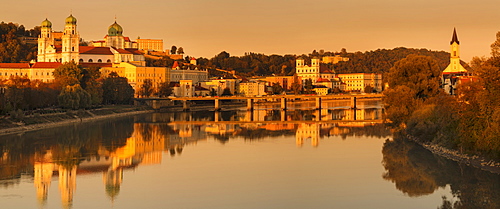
[170,45,177,55]
[138,79,154,98]
[383,54,442,125]
[58,84,91,109]
[102,72,134,104]
[157,82,172,98]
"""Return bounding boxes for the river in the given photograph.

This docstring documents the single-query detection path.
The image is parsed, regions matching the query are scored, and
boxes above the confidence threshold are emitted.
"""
[0,100,499,209]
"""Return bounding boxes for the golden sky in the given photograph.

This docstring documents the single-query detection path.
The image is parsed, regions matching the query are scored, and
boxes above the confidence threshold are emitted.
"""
[2,0,500,61]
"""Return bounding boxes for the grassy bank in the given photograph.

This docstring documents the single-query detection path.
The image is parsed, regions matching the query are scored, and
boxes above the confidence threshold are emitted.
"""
[0,105,153,136]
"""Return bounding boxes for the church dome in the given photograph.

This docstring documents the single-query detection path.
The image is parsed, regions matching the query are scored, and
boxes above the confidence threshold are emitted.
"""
[108,21,123,36]
[41,18,52,28]
[65,15,77,25]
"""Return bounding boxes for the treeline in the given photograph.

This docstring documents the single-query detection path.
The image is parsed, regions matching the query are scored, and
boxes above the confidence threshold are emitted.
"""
[0,62,134,115]
[0,22,40,63]
[172,48,453,78]
[384,34,500,160]
[333,47,453,74]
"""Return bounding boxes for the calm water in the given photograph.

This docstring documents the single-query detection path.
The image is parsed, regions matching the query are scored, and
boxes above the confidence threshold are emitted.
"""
[0,101,499,209]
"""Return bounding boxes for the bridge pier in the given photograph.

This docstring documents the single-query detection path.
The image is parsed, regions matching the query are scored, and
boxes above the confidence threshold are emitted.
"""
[350,97,357,109]
[315,97,322,110]
[315,109,321,121]
[182,101,190,111]
[214,99,221,111]
[152,100,161,110]
[247,99,254,111]
[281,97,287,110]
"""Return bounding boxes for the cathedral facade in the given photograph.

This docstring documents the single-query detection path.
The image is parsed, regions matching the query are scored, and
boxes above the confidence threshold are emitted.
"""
[37,15,145,66]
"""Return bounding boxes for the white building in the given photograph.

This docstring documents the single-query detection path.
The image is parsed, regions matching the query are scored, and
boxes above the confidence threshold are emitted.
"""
[295,57,336,84]
[238,81,266,96]
[336,73,382,92]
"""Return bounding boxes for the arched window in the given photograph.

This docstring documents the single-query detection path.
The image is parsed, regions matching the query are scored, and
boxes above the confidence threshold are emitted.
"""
[79,59,83,62]
[107,59,111,63]
[97,59,102,63]
[88,59,93,63]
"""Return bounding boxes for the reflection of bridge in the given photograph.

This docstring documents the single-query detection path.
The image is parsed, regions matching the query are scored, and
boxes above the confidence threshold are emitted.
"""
[168,120,383,125]
[137,94,383,111]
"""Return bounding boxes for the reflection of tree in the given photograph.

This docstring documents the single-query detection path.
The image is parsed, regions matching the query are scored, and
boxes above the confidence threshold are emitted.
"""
[382,134,500,208]
[382,137,442,196]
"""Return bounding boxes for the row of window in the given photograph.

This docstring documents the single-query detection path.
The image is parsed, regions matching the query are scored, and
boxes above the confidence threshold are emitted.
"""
[1,72,54,76]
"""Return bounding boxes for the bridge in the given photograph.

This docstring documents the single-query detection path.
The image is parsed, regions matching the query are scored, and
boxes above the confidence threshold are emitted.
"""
[137,93,383,111]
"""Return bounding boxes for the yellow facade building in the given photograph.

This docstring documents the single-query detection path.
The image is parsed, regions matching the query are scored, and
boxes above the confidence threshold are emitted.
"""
[336,73,382,92]
[100,62,170,93]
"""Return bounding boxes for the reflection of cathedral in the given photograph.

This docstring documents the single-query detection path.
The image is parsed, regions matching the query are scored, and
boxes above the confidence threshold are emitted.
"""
[31,122,199,208]
[296,123,320,147]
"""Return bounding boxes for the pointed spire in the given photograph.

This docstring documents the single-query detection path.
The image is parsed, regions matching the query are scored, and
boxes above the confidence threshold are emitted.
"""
[450,27,460,45]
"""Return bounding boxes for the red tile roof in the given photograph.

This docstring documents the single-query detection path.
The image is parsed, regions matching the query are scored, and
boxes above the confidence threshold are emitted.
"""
[0,63,30,68]
[125,48,143,55]
[316,78,330,83]
[124,37,131,42]
[80,46,114,55]
[32,62,62,68]
[172,61,179,68]
[80,63,113,68]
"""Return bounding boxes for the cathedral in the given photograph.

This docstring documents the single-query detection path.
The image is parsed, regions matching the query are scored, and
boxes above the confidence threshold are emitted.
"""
[37,14,145,66]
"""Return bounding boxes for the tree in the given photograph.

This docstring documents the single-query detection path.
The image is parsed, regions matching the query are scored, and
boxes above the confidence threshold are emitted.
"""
[58,84,91,109]
[177,47,184,55]
[221,87,232,96]
[157,82,172,97]
[364,85,374,93]
[170,45,177,55]
[138,79,154,98]
[81,67,102,105]
[383,54,442,126]
[304,78,314,94]
[271,82,284,95]
[102,72,134,104]
[386,54,442,100]
[53,61,83,89]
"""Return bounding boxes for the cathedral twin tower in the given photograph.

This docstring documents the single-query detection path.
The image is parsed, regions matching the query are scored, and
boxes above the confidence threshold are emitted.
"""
[38,15,79,63]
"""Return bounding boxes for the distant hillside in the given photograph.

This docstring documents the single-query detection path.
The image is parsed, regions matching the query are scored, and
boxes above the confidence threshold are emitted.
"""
[197,48,455,78]
[332,47,453,74]
[0,22,40,63]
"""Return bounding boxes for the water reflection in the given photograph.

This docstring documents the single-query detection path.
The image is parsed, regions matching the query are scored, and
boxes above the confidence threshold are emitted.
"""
[0,106,498,209]
[382,133,500,208]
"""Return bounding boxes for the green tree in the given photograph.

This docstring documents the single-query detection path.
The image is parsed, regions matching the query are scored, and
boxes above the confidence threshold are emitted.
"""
[58,84,91,109]
[53,61,83,89]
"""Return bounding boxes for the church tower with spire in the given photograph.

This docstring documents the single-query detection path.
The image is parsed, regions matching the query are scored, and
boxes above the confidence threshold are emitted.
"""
[443,28,468,94]
[61,14,80,63]
[443,28,467,75]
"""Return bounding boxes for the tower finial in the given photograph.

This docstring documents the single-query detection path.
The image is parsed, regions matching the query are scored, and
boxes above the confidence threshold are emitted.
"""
[450,27,460,45]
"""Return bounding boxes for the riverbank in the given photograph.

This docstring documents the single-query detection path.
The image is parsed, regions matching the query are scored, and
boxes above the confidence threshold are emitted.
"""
[407,134,500,174]
[0,106,154,136]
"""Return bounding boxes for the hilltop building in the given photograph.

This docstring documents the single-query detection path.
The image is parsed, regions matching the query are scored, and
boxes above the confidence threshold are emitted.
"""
[37,15,145,65]
[295,57,336,84]
[442,28,469,94]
